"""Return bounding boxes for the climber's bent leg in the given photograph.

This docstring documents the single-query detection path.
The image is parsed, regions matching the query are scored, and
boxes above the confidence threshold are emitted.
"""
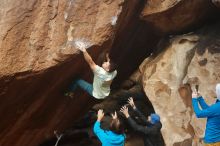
[69,79,93,96]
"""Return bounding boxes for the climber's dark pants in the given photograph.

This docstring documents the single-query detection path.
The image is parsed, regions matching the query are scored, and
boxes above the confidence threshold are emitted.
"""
[69,79,93,96]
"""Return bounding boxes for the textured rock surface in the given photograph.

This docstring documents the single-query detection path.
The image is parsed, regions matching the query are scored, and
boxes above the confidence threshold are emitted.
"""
[0,0,124,146]
[139,23,220,146]
[0,0,220,146]
[141,0,219,33]
[0,0,123,75]
[212,0,220,7]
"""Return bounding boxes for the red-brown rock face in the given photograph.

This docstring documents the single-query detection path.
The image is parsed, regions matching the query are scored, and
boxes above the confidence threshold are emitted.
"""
[0,0,124,145]
[141,0,219,34]
[0,0,124,75]
[0,0,220,146]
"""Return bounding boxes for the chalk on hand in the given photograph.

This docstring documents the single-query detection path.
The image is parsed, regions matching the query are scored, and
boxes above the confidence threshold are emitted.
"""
[111,16,118,26]
[72,38,92,51]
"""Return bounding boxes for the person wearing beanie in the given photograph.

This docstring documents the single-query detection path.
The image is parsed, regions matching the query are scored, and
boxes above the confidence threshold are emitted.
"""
[120,97,164,146]
[150,114,160,124]
[192,83,220,146]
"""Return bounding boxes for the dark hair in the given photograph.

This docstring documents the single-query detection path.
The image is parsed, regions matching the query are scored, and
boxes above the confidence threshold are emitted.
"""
[109,118,124,134]
[97,52,117,72]
[97,52,108,66]
[108,60,117,72]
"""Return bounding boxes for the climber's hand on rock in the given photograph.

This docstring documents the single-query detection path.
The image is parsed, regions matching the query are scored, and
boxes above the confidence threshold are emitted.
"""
[120,106,129,118]
[192,91,199,99]
[80,47,86,52]
[97,109,105,122]
[111,111,117,119]
[128,97,136,109]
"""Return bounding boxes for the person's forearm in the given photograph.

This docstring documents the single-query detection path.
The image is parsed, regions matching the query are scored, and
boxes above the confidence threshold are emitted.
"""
[83,50,93,64]
[192,98,205,118]
[134,108,148,124]
[125,114,130,118]
[127,117,138,129]
[132,105,136,110]
[127,117,151,134]
[93,121,102,135]
[197,96,209,109]
[82,50,96,70]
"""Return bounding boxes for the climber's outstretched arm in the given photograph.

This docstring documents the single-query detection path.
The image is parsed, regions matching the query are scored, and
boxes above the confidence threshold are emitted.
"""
[81,48,96,71]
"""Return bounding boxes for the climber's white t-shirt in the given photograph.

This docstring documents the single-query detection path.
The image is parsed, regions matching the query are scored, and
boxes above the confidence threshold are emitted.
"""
[92,65,117,99]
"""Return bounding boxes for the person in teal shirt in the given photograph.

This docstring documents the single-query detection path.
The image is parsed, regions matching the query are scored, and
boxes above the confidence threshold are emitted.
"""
[93,109,125,146]
[192,83,220,145]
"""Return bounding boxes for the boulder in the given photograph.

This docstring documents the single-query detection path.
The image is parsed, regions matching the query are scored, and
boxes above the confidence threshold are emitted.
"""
[0,0,123,146]
[140,0,219,33]
[0,0,220,145]
[140,22,220,146]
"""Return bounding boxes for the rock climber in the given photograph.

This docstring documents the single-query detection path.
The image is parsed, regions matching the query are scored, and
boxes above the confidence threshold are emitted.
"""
[192,83,220,146]
[65,46,117,100]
